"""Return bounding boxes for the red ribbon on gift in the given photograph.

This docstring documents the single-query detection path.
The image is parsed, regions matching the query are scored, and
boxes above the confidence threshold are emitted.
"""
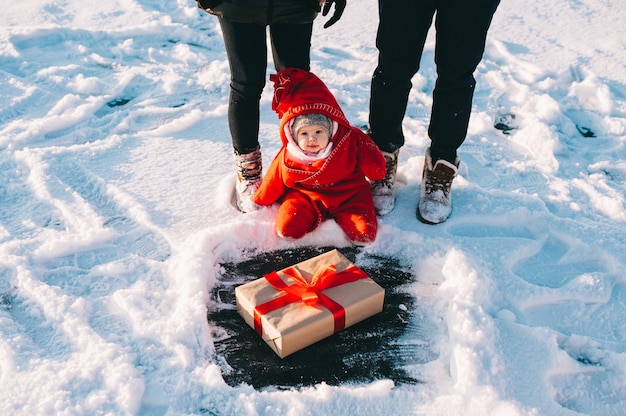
[253,264,368,336]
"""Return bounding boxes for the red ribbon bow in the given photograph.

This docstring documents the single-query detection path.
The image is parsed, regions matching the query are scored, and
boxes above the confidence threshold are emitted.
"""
[253,264,368,336]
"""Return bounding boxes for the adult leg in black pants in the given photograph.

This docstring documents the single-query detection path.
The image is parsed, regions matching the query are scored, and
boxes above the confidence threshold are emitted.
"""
[368,0,500,223]
[219,18,312,212]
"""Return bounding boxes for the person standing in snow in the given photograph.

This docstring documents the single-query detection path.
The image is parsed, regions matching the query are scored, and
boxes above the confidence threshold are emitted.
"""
[196,0,347,213]
[366,0,500,223]
[254,68,386,244]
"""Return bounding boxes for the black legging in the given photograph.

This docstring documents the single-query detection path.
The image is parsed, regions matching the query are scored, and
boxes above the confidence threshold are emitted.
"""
[219,18,313,154]
[369,0,500,162]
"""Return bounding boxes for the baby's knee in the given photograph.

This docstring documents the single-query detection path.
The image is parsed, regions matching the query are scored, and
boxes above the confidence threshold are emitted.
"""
[276,204,319,239]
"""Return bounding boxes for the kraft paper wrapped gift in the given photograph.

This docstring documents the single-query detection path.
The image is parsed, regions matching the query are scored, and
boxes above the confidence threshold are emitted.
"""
[235,249,385,358]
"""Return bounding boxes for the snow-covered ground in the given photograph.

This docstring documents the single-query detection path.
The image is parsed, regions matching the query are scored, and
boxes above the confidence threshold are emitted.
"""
[1,0,625,414]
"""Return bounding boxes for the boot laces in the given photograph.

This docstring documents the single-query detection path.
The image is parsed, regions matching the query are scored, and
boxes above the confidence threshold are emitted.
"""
[424,164,455,197]
[236,151,261,181]
[371,151,398,192]
[235,149,262,195]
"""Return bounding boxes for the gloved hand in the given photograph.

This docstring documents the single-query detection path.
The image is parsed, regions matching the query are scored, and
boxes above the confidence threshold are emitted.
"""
[197,0,221,9]
[322,0,346,28]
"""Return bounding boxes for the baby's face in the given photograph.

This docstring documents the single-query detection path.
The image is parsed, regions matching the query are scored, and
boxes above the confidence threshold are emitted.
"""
[296,124,330,155]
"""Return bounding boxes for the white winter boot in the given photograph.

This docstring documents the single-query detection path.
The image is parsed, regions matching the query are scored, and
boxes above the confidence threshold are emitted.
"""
[234,146,262,213]
[417,147,459,224]
[370,148,399,216]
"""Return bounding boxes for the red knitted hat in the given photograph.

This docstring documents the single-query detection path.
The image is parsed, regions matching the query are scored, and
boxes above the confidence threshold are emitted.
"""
[270,68,349,145]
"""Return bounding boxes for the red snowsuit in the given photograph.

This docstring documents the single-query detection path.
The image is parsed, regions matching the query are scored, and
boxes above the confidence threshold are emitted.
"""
[254,68,386,243]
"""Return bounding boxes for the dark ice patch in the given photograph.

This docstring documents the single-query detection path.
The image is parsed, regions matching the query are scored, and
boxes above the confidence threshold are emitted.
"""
[208,246,437,390]
[106,97,132,108]
[494,112,518,134]
[575,124,596,138]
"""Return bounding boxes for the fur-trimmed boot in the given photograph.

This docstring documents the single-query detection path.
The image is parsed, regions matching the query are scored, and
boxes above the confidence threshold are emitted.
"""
[234,146,262,213]
[370,148,399,216]
[417,147,459,224]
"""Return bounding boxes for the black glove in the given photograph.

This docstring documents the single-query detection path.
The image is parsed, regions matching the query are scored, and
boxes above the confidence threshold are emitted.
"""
[322,0,346,28]
[197,0,221,9]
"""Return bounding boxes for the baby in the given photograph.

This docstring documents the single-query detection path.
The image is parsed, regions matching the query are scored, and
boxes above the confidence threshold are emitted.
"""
[291,113,333,158]
[254,68,386,244]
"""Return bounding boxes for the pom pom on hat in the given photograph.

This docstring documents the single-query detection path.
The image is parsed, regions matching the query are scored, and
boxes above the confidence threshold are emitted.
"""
[291,113,332,136]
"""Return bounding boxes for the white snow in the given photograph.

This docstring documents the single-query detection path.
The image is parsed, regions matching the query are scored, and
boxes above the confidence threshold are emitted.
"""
[1,0,626,415]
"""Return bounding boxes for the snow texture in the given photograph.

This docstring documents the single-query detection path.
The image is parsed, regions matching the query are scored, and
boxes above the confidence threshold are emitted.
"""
[1,0,626,415]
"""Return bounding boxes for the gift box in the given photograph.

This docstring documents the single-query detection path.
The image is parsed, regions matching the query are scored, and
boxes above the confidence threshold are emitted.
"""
[235,249,385,358]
